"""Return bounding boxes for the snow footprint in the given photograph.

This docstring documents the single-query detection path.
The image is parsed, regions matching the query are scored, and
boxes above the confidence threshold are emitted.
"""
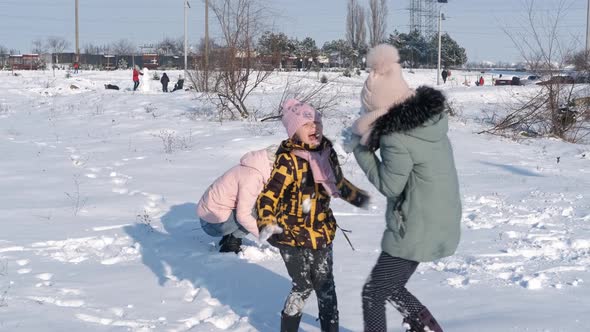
[35,272,53,287]
[75,311,159,329]
[16,259,32,274]
[141,192,164,215]
[110,171,131,195]
[28,296,85,308]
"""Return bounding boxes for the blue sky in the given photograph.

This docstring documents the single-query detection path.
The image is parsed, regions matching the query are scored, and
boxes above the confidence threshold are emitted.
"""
[0,0,587,63]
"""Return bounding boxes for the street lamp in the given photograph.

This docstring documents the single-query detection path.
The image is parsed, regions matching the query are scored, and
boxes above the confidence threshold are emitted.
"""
[436,10,446,85]
[184,0,191,73]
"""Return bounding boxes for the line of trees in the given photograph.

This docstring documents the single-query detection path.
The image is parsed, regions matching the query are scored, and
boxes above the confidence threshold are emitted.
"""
[341,0,467,68]
[2,0,468,70]
[388,30,467,68]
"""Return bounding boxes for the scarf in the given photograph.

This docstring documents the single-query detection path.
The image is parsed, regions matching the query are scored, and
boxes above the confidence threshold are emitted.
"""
[291,146,340,198]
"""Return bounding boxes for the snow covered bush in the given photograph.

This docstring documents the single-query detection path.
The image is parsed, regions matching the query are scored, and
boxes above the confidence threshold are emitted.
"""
[153,129,194,154]
[0,103,9,115]
[117,58,128,69]
[0,261,10,308]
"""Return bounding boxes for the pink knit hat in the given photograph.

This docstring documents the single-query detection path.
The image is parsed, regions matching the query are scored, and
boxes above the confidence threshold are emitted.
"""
[281,99,322,138]
[361,44,414,113]
[353,44,415,144]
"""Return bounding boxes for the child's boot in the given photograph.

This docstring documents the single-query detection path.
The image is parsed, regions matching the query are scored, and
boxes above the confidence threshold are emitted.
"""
[403,308,443,332]
[280,311,302,332]
[218,234,242,254]
[319,311,339,332]
[417,308,443,332]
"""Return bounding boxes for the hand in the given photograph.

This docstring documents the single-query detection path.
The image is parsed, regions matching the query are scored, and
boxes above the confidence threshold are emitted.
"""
[341,127,361,153]
[355,190,371,210]
[359,193,371,210]
[259,224,283,241]
[359,132,371,147]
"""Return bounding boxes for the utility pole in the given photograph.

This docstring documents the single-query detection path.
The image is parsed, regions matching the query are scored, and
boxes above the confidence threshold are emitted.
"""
[75,0,79,62]
[436,0,448,85]
[437,9,442,85]
[205,0,209,91]
[586,0,590,53]
[184,0,190,73]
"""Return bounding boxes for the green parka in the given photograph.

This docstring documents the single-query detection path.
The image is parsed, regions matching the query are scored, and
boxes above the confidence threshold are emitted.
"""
[353,86,462,262]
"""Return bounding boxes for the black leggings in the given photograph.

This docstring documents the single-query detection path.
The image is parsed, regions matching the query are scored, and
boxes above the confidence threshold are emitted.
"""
[278,244,338,321]
[362,252,424,332]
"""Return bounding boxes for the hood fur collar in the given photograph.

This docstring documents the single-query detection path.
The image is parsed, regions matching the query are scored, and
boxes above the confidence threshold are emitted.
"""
[367,86,446,151]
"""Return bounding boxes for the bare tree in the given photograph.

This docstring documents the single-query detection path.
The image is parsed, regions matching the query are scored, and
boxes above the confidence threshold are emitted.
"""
[565,49,590,72]
[261,75,343,122]
[0,45,7,69]
[368,0,387,47]
[110,39,136,55]
[31,39,47,54]
[46,36,70,64]
[156,37,184,55]
[346,0,366,52]
[197,37,220,55]
[83,43,100,55]
[189,0,272,119]
[490,0,590,142]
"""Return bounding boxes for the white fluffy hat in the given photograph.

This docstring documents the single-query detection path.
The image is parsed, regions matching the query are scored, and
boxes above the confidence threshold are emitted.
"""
[352,44,415,144]
[361,44,413,114]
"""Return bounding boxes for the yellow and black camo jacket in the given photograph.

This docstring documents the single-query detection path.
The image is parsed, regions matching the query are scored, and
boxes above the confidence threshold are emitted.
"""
[257,138,369,249]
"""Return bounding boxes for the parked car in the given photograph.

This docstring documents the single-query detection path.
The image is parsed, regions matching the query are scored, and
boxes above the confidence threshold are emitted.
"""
[574,75,590,84]
[494,76,522,86]
[520,75,542,85]
[536,75,575,85]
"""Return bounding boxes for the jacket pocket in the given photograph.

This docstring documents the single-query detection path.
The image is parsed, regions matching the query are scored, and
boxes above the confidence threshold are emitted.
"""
[386,199,405,239]
[393,208,406,238]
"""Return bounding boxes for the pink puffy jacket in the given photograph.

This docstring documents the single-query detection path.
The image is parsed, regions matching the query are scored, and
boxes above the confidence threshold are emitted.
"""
[197,149,273,238]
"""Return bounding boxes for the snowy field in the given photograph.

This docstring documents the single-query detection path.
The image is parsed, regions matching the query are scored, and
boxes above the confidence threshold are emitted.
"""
[1,68,589,331]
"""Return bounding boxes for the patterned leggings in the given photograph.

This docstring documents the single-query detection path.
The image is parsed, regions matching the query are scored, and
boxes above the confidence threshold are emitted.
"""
[362,252,425,332]
[278,244,338,320]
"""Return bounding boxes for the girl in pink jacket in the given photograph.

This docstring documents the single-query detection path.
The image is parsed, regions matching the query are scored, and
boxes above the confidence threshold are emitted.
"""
[197,146,276,253]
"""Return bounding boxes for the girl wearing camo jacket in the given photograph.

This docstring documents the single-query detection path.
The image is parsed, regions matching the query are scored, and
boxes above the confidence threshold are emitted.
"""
[257,98,369,332]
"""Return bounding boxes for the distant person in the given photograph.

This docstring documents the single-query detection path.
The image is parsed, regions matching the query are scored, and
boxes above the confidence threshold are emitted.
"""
[172,76,184,92]
[73,62,79,74]
[160,72,170,92]
[132,66,143,91]
[479,76,485,86]
[441,69,448,84]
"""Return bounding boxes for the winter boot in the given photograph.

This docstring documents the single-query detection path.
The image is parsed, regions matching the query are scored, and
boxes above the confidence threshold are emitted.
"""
[218,234,242,254]
[417,308,443,332]
[319,311,339,332]
[404,308,443,332]
[280,311,302,332]
[403,317,423,332]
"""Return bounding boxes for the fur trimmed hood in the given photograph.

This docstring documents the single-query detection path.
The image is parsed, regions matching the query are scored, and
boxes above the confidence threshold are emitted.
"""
[367,86,447,151]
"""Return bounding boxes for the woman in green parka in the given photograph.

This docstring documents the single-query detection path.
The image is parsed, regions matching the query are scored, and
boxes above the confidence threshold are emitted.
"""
[350,44,462,332]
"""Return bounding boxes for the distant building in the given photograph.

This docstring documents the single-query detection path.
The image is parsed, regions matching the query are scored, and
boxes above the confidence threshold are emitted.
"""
[142,54,159,69]
[8,54,41,70]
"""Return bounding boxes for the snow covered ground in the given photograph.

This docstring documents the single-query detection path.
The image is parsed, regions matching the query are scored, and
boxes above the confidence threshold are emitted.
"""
[1,68,589,331]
